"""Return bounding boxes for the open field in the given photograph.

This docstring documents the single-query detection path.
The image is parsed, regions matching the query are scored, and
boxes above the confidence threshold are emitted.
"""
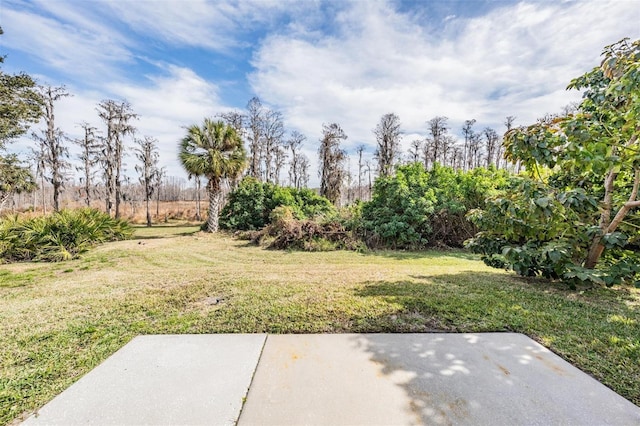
[1,224,639,424]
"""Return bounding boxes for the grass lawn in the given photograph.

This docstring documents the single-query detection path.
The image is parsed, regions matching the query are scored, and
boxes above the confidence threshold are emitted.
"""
[1,224,639,424]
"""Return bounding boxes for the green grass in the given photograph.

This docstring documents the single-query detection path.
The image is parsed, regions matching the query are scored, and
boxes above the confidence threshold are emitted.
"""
[1,225,639,424]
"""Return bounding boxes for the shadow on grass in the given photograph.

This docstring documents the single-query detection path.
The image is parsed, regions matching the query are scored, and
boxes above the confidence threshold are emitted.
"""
[352,272,640,406]
[132,224,200,240]
[361,248,479,261]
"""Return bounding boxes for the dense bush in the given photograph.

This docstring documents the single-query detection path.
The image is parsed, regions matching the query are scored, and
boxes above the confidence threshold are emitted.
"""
[0,208,133,262]
[220,177,335,231]
[466,173,640,287]
[361,163,509,249]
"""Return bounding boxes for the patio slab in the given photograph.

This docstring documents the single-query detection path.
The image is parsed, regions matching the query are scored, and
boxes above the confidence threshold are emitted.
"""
[22,334,266,425]
[21,333,640,425]
[238,333,640,425]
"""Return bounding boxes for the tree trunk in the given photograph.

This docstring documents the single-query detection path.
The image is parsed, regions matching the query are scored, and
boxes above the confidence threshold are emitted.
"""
[206,178,222,232]
[52,180,60,212]
[585,168,640,269]
[146,197,151,227]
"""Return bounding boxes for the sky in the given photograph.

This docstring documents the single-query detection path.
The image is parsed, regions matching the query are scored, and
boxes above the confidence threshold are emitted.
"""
[2,0,639,187]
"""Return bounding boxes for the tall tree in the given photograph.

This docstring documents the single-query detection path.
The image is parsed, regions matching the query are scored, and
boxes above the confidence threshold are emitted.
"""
[373,112,402,178]
[286,131,305,188]
[74,122,100,207]
[462,119,476,171]
[356,144,365,200]
[134,136,159,227]
[179,119,247,232]
[407,139,422,163]
[245,97,263,179]
[318,123,347,205]
[483,127,499,168]
[96,99,137,217]
[0,27,43,146]
[31,85,70,212]
[426,116,449,166]
[298,154,310,188]
[262,108,285,183]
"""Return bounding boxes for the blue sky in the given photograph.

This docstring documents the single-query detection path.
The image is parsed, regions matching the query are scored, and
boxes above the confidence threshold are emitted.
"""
[2,0,639,186]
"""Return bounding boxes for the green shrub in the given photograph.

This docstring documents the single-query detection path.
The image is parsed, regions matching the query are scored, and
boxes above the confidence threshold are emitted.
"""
[360,163,508,249]
[220,177,335,231]
[0,208,133,263]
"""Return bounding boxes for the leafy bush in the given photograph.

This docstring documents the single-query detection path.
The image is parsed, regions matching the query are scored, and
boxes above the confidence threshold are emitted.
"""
[361,163,508,249]
[466,174,640,288]
[220,177,335,231]
[0,208,133,262]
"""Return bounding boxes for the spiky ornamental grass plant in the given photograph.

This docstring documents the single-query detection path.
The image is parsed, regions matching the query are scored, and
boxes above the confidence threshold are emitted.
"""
[0,208,132,262]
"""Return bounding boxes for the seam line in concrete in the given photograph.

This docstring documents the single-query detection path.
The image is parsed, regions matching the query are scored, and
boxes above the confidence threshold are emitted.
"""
[235,334,269,425]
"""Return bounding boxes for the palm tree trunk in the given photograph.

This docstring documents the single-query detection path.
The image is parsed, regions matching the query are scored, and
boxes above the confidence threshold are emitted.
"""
[206,178,222,232]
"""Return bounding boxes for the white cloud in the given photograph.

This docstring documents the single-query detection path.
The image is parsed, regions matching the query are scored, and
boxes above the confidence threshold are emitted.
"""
[249,0,640,168]
[2,5,133,81]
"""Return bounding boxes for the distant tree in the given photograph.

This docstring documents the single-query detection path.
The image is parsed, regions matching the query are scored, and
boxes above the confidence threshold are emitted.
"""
[318,123,347,205]
[134,136,159,227]
[462,119,476,171]
[179,119,247,232]
[74,122,100,207]
[286,131,306,188]
[0,154,36,212]
[217,110,245,136]
[97,99,137,217]
[426,116,449,165]
[483,127,499,168]
[468,132,483,169]
[373,113,402,178]
[245,97,263,179]
[0,27,43,146]
[298,154,310,188]
[31,85,70,212]
[357,144,365,200]
[262,108,285,183]
[407,139,422,163]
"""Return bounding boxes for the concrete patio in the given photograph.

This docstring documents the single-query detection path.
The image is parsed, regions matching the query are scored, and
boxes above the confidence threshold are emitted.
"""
[22,333,640,425]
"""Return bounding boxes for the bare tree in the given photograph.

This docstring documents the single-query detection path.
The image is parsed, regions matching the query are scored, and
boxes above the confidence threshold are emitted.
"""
[318,123,347,205]
[426,116,449,166]
[217,111,245,136]
[274,145,287,185]
[245,97,263,179]
[31,85,71,212]
[462,119,476,171]
[484,127,499,168]
[356,144,365,200]
[262,108,285,183]
[74,122,100,207]
[373,112,402,178]
[154,167,166,218]
[298,155,310,188]
[407,139,422,163]
[96,99,137,217]
[134,136,159,227]
[468,132,483,169]
[286,131,305,188]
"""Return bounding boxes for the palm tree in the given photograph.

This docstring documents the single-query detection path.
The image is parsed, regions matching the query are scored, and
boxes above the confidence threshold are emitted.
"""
[179,119,246,232]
